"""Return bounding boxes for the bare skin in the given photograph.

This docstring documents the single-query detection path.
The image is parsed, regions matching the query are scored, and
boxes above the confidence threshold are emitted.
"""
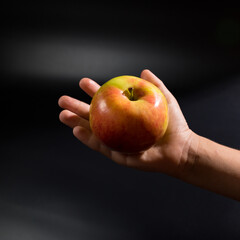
[58,69,240,201]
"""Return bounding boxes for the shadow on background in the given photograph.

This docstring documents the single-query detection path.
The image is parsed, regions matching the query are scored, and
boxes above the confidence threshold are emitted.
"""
[0,2,240,239]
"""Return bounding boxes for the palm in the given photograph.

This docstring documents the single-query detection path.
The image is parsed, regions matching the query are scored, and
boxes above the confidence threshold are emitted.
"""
[58,70,193,176]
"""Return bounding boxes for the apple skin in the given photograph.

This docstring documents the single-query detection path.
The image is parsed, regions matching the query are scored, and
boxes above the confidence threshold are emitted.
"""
[89,75,168,153]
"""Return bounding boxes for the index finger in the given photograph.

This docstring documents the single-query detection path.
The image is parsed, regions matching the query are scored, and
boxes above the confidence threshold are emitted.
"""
[79,78,101,98]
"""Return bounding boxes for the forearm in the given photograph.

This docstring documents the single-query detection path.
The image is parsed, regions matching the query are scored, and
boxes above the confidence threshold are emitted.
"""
[180,133,240,201]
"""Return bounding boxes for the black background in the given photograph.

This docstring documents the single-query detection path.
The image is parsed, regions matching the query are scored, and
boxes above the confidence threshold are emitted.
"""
[1,2,240,239]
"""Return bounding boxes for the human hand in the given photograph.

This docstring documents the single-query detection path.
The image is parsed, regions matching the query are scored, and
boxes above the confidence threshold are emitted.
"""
[58,70,197,177]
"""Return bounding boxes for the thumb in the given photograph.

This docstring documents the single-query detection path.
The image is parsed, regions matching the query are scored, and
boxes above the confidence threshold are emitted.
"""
[140,69,174,103]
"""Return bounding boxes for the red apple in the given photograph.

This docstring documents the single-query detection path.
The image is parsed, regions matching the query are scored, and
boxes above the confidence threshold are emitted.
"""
[89,75,168,153]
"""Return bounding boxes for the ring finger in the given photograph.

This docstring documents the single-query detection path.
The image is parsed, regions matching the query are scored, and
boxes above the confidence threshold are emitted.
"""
[59,109,90,130]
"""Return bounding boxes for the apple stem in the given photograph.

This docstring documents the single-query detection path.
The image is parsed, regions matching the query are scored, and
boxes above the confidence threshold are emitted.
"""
[123,87,137,101]
[128,87,134,100]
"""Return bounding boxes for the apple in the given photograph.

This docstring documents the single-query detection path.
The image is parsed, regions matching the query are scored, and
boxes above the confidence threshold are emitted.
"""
[89,75,168,153]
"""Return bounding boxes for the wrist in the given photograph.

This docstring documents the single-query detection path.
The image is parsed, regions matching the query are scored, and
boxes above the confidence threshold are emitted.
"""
[177,130,200,179]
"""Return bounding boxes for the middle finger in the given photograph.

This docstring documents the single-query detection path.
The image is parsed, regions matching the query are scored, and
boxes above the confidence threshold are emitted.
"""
[58,95,90,120]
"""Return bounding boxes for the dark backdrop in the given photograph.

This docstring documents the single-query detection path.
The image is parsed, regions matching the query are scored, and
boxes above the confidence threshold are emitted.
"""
[1,2,240,239]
